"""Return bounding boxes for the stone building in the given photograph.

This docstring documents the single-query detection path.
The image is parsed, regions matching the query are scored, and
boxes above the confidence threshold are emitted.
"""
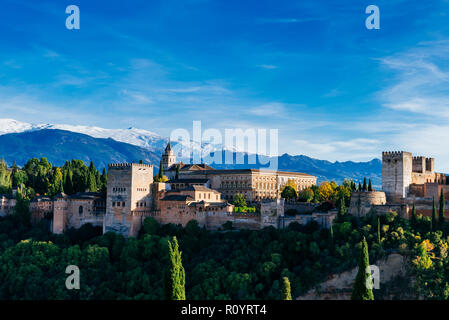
[382,151,449,201]
[151,184,235,229]
[349,151,449,220]
[52,192,106,234]
[0,194,16,217]
[180,169,316,202]
[160,142,317,202]
[30,196,53,223]
[3,143,319,237]
[103,163,154,237]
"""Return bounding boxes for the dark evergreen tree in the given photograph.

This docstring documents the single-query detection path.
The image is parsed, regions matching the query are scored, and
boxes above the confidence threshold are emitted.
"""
[439,189,445,226]
[88,171,97,192]
[368,179,373,191]
[13,193,31,226]
[358,182,362,191]
[377,217,381,245]
[338,196,346,216]
[362,178,367,191]
[164,237,186,300]
[329,224,334,253]
[411,203,417,226]
[281,277,292,300]
[64,169,74,195]
[157,160,164,181]
[100,168,108,192]
[432,198,437,232]
[351,237,374,300]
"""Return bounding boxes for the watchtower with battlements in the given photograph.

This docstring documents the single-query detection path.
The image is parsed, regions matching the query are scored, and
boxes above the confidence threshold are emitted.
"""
[382,151,413,201]
[103,163,154,237]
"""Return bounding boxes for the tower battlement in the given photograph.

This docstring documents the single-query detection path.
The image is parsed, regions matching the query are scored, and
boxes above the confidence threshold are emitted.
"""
[382,151,412,160]
[382,151,413,200]
[108,163,153,169]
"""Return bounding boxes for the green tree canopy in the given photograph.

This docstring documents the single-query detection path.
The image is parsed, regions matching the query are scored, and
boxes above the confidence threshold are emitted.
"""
[281,276,292,300]
[164,236,186,300]
[351,237,374,300]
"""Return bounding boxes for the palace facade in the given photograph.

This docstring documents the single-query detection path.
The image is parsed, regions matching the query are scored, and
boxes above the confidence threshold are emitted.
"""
[2,142,320,237]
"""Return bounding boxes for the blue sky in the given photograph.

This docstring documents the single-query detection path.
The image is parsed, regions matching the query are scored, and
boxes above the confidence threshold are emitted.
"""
[1,0,449,171]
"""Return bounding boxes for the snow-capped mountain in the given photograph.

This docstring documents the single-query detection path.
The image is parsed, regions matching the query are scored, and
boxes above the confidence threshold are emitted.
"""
[0,118,239,156]
[0,118,167,152]
[0,119,382,184]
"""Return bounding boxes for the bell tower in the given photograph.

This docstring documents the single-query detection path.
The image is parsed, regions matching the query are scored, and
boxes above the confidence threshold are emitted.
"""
[162,141,176,172]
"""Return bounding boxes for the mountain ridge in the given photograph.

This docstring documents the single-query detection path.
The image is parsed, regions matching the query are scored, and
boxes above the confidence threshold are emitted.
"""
[0,119,382,185]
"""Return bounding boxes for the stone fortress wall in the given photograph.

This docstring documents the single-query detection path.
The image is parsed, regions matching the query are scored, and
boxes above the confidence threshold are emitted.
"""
[350,150,449,219]
[9,142,341,237]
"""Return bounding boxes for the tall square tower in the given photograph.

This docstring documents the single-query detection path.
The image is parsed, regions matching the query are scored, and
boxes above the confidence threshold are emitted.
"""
[103,163,153,237]
[382,151,413,200]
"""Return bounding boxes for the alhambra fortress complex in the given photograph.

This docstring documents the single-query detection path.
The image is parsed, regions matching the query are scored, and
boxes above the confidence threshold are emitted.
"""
[1,145,449,237]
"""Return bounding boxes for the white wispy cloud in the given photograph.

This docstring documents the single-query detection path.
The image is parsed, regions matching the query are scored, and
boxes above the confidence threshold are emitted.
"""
[120,89,153,104]
[257,64,277,69]
[379,40,449,120]
[257,17,324,24]
[247,103,286,116]
[292,138,381,162]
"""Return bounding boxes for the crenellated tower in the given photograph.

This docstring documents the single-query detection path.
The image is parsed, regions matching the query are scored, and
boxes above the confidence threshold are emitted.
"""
[382,151,413,201]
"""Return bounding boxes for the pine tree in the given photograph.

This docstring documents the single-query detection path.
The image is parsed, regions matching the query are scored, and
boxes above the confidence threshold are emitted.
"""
[338,196,346,216]
[157,160,164,181]
[65,169,74,195]
[368,179,373,191]
[432,197,437,232]
[100,168,108,191]
[377,217,381,245]
[439,189,445,226]
[281,277,292,300]
[88,171,97,192]
[164,237,186,300]
[351,237,374,300]
[362,178,367,191]
[411,203,417,227]
[51,168,64,195]
[329,224,334,253]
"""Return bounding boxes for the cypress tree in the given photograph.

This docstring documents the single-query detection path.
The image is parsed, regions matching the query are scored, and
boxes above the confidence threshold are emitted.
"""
[338,196,346,216]
[439,189,445,226]
[358,182,362,191]
[100,168,108,191]
[164,237,186,300]
[329,224,334,253]
[65,169,74,195]
[377,217,381,245]
[432,198,437,232]
[351,237,374,300]
[88,171,97,192]
[368,179,373,191]
[411,203,417,227]
[281,277,292,300]
[158,160,164,181]
[362,178,367,191]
